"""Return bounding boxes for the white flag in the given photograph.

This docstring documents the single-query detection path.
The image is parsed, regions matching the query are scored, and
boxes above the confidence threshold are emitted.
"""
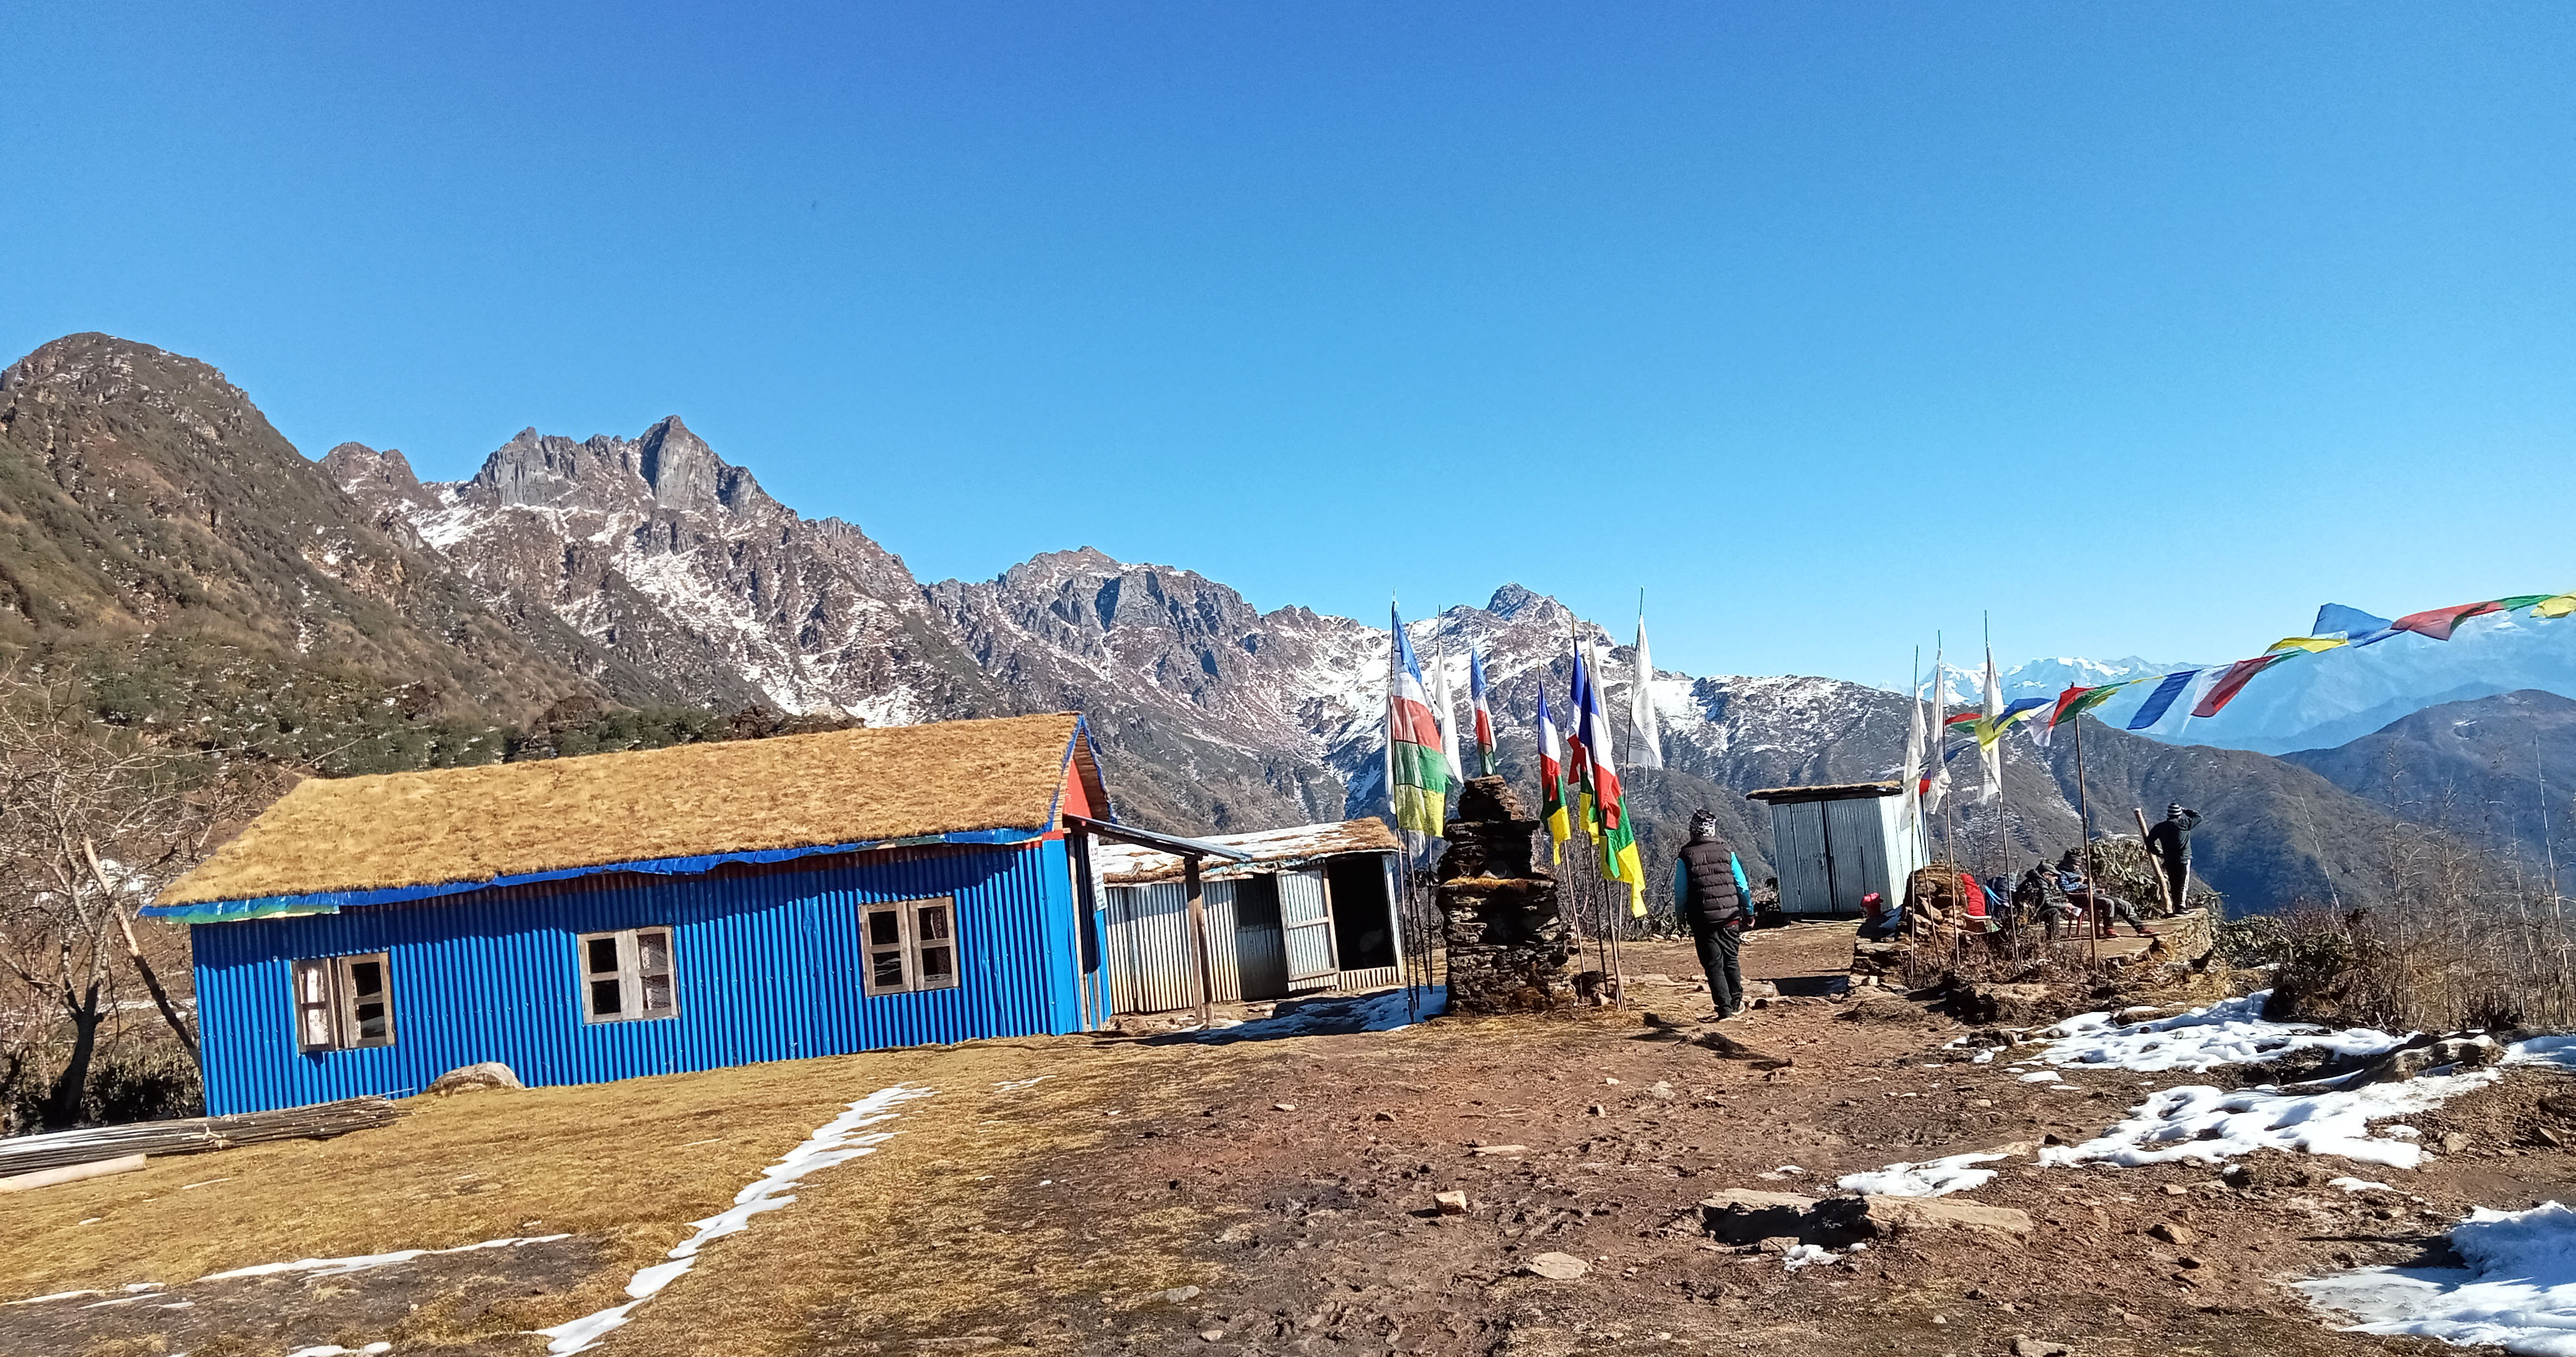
[1925,646,1950,816]
[1978,643,2004,804]
[1899,684,1926,820]
[1628,613,1663,770]
[1430,638,1464,781]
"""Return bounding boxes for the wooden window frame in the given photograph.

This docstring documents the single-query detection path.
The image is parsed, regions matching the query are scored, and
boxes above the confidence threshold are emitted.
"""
[859,896,961,997]
[578,927,679,1024]
[290,952,396,1052]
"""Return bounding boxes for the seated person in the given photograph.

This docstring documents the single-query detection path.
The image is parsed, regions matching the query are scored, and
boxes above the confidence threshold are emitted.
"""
[2053,849,2152,938]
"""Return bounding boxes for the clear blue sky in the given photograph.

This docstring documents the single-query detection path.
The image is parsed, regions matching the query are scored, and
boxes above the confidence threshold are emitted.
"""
[9,4,2570,690]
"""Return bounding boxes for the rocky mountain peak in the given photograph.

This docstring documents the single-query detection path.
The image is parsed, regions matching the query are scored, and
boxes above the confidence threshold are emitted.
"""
[635,415,775,516]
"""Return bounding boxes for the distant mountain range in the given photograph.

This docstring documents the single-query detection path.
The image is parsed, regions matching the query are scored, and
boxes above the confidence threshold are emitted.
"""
[1937,616,2576,759]
[3,332,2557,914]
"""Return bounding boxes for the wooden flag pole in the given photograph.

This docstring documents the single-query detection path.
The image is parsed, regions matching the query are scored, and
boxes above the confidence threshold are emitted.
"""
[2135,807,2175,914]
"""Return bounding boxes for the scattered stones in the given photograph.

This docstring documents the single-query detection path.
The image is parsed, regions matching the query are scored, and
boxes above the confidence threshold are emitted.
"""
[1521,1251,1589,1280]
[1273,1102,1297,1112]
[2441,1132,2472,1154]
[2010,1338,2069,1357]
[1434,1190,1469,1215]
[1372,1111,1395,1122]
[2148,1221,2199,1247]
[1162,1286,1201,1304]
[2176,1255,2204,1269]
[1198,1330,1226,1343]
[1470,1145,1529,1157]
[2162,1184,2190,1196]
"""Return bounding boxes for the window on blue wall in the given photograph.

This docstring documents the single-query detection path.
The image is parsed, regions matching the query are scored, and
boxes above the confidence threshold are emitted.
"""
[579,928,678,1023]
[859,897,962,996]
[290,952,396,1052]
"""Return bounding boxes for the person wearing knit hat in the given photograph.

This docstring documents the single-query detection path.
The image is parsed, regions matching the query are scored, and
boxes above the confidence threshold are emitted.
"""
[1672,807,1751,1018]
[2144,804,2203,913]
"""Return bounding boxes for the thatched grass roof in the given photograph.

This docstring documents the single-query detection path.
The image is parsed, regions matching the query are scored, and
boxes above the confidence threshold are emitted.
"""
[160,714,1098,906]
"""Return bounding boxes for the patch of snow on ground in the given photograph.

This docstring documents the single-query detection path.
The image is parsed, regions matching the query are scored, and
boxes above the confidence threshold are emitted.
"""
[533,1083,933,1355]
[197,1235,570,1282]
[2040,991,2408,1074]
[1194,987,1445,1042]
[2331,1177,2395,1193]
[2298,1202,2576,1355]
[2039,1071,2496,1171]
[2042,1039,2576,1173]
[1838,1153,2008,1199]
[2017,1070,2061,1083]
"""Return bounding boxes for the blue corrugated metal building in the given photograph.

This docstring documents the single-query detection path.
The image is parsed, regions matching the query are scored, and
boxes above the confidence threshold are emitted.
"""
[144,713,1191,1115]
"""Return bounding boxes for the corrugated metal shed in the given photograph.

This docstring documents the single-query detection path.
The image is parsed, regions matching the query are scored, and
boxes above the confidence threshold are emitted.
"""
[193,840,1095,1116]
[1097,821,1404,1013]
[1744,783,1922,916]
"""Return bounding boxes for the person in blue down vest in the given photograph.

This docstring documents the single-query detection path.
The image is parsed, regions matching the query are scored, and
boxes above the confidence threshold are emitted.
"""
[1671,808,1753,1020]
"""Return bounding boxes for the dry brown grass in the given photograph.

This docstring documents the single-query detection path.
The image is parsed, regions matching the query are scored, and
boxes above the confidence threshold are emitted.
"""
[0,1030,1232,1355]
[162,713,1096,905]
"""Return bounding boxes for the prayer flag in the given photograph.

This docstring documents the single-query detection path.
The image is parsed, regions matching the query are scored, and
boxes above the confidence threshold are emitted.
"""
[2537,595,2576,620]
[1386,607,1451,839]
[1978,643,2003,804]
[1567,646,1599,836]
[1535,687,1569,864]
[2126,669,2201,731]
[2192,654,2287,718]
[1628,613,1664,770]
[1578,640,1646,914]
[2393,600,2507,642]
[2039,682,2128,745]
[1429,643,1464,781]
[1468,648,1497,778]
[1899,685,1926,839]
[2268,636,2348,654]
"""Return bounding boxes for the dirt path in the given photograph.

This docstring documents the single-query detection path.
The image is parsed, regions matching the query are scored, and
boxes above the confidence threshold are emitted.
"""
[7,924,2567,1356]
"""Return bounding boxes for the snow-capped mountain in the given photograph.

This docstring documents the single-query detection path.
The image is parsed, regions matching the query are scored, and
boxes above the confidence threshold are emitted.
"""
[320,412,2515,910]
[1941,612,2576,758]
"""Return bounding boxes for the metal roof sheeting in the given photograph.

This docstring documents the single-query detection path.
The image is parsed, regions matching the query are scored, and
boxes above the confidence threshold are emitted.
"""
[1095,819,1401,885]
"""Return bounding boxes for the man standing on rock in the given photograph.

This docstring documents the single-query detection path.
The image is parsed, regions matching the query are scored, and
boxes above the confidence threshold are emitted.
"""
[2144,804,2201,911]
[1673,809,1750,1019]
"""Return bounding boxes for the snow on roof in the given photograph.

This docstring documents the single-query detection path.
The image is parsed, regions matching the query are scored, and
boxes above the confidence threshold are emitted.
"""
[1095,818,1401,885]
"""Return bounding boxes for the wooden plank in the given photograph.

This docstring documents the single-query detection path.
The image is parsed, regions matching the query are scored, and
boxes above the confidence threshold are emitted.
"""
[0,1153,147,1192]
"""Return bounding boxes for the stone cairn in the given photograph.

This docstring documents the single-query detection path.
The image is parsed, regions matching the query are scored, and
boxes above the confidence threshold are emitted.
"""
[1437,776,1574,1012]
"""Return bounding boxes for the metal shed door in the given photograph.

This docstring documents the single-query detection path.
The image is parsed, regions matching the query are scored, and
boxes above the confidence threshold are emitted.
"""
[1770,801,1832,914]
[1821,797,1891,915]
[1279,869,1339,991]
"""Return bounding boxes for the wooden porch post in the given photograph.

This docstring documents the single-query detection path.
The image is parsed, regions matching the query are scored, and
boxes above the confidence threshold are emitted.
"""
[1185,854,1216,1030]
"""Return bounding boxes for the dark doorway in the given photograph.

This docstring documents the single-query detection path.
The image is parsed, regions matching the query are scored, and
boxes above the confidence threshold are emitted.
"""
[1325,854,1396,971]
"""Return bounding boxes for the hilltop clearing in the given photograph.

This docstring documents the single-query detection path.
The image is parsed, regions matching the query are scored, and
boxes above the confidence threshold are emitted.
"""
[7,925,2572,1356]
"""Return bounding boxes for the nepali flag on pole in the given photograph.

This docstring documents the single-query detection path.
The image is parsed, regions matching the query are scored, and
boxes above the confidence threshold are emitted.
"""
[1387,605,1450,839]
[1469,647,1497,778]
[1578,640,1647,916]
[1535,685,1570,864]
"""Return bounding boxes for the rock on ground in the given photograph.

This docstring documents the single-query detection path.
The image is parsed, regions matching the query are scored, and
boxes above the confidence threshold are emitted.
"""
[425,1062,523,1095]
